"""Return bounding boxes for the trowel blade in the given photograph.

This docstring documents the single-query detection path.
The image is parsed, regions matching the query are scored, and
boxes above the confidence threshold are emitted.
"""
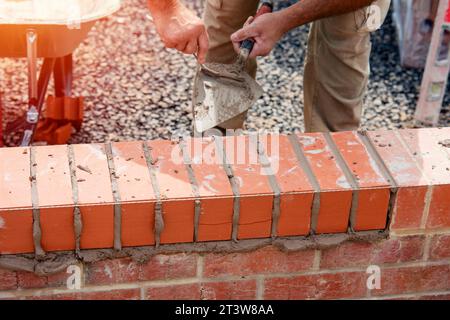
[192,67,263,133]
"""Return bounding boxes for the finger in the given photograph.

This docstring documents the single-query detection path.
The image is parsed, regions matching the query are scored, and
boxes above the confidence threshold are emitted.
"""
[163,39,176,49]
[232,40,240,54]
[175,42,188,52]
[230,25,258,42]
[183,40,198,55]
[248,42,271,59]
[197,31,209,64]
[244,16,254,27]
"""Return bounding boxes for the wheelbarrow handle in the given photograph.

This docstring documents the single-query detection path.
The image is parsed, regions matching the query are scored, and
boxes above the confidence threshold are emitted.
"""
[240,1,274,52]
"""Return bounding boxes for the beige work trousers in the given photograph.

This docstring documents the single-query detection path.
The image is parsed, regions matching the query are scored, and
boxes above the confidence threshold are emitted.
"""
[201,0,391,132]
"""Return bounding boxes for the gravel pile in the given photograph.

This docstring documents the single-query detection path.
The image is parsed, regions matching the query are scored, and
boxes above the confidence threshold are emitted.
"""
[0,0,448,146]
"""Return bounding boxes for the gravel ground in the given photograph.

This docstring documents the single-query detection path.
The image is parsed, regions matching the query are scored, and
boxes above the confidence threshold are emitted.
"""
[0,0,449,146]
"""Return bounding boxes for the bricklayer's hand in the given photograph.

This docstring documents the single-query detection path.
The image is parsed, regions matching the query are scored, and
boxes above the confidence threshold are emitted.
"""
[231,12,285,59]
[149,1,209,64]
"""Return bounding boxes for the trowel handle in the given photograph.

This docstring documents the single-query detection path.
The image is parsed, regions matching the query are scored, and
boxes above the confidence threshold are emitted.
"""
[240,1,274,52]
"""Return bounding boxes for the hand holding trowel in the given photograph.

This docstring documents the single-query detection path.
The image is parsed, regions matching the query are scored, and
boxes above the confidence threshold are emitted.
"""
[192,1,274,133]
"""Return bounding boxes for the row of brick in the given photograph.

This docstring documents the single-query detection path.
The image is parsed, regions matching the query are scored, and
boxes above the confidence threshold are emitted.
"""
[1,233,450,299]
[0,128,449,254]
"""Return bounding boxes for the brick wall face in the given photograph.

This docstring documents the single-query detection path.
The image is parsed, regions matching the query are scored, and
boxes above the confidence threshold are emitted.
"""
[0,128,449,300]
[1,240,450,300]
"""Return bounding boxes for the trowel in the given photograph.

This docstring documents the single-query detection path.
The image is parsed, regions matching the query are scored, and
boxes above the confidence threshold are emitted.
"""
[192,1,273,133]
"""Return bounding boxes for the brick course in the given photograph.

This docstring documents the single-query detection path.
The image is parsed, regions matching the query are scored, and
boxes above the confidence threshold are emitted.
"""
[0,128,449,300]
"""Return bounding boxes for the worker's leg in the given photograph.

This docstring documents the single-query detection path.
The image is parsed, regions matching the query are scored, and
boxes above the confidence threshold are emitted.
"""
[202,0,259,129]
[303,0,391,132]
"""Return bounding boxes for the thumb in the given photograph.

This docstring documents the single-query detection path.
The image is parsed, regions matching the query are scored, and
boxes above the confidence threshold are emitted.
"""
[243,16,254,27]
[231,25,258,42]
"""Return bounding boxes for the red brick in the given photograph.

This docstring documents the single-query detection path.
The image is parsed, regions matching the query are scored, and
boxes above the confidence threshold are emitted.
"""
[35,145,75,252]
[47,270,71,288]
[331,131,390,231]
[393,187,428,229]
[53,288,140,300]
[224,136,273,239]
[429,234,450,261]
[398,129,450,229]
[0,269,17,290]
[374,264,450,296]
[295,133,352,233]
[320,236,425,269]
[0,147,34,254]
[20,295,54,300]
[139,253,197,281]
[185,137,234,242]
[417,293,450,300]
[112,142,156,247]
[264,272,366,299]
[0,210,34,255]
[398,129,450,185]
[204,246,314,278]
[17,272,47,289]
[201,280,257,300]
[197,198,233,242]
[72,144,114,249]
[16,270,68,290]
[148,140,196,244]
[263,135,314,236]
[428,185,450,229]
[367,130,429,230]
[85,258,139,285]
[145,283,200,300]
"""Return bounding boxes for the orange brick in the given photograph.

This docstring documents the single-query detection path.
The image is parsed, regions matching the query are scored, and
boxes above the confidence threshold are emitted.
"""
[367,130,429,230]
[398,129,450,229]
[0,147,34,254]
[428,185,450,229]
[263,135,314,236]
[331,131,391,231]
[35,145,74,252]
[224,135,273,239]
[185,137,234,242]
[295,133,352,233]
[72,144,114,249]
[147,140,196,244]
[111,142,156,247]
[426,128,450,230]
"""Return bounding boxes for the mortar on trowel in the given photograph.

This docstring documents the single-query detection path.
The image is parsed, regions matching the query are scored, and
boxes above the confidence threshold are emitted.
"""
[192,1,273,133]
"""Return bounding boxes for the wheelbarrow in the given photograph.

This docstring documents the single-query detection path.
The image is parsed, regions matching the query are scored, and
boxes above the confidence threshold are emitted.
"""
[0,0,121,147]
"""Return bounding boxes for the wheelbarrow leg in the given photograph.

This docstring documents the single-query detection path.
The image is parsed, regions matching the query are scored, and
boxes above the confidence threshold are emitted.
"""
[0,92,3,147]
[20,57,55,146]
[54,54,73,97]
[48,53,83,134]
[40,54,78,144]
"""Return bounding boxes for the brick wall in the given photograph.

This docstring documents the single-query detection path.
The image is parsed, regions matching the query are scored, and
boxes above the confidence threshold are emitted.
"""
[0,128,449,300]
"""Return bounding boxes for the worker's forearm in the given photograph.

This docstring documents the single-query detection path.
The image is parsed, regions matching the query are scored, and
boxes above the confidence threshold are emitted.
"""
[277,0,376,33]
[147,0,180,16]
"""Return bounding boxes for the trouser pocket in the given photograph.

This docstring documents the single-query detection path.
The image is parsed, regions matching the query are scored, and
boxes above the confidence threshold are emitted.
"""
[354,0,391,33]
